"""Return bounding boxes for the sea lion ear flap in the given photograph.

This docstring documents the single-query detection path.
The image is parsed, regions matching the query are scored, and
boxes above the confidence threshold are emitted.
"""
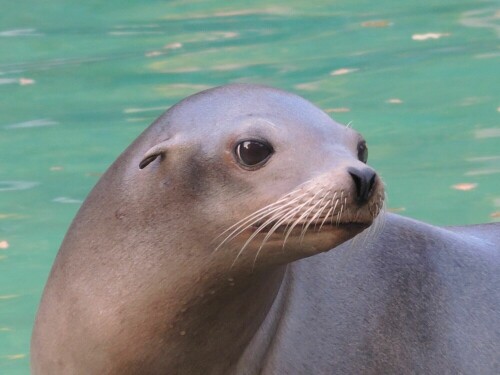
[139,140,171,169]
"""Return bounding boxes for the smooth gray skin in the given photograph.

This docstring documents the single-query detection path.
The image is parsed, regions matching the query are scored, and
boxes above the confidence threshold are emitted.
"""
[31,84,500,374]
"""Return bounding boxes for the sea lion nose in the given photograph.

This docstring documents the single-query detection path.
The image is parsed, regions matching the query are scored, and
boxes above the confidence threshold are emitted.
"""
[347,167,377,204]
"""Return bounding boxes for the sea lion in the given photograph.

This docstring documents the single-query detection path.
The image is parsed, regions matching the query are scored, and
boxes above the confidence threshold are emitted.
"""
[31,84,500,374]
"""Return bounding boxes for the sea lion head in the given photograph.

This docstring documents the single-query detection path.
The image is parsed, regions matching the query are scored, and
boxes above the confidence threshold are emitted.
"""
[131,84,384,270]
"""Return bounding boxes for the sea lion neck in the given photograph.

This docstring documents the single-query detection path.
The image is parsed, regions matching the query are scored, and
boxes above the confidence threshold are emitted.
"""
[148,265,288,374]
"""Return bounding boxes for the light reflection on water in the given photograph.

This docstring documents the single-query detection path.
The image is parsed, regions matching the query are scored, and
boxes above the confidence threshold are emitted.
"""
[0,1,499,373]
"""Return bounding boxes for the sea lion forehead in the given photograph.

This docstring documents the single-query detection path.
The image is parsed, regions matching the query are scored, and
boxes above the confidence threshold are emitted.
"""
[166,84,344,135]
[179,84,309,112]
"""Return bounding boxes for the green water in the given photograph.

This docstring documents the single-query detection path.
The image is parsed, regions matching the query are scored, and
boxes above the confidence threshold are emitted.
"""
[1,0,499,373]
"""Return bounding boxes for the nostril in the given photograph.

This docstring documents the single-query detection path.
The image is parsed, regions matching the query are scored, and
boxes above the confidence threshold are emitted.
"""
[347,167,377,204]
[349,171,363,200]
[368,173,376,194]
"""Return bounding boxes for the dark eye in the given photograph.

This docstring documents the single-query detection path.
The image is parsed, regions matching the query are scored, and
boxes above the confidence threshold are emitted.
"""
[235,140,273,168]
[357,141,368,163]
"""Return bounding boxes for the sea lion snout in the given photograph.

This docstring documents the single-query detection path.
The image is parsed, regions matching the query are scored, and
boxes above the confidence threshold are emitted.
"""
[347,166,377,204]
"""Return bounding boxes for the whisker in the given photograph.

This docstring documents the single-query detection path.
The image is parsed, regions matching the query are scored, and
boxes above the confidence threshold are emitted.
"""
[215,191,309,251]
[329,192,339,225]
[369,198,386,239]
[300,193,331,242]
[276,198,318,249]
[313,192,333,231]
[227,186,317,267]
[252,192,322,268]
[298,188,326,233]
[299,190,330,239]
[282,190,325,246]
[318,192,336,232]
[229,199,312,267]
[336,191,345,226]
[215,194,293,239]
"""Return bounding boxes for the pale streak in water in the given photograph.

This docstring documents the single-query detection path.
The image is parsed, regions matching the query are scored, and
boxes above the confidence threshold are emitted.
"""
[0,181,39,192]
[4,119,58,129]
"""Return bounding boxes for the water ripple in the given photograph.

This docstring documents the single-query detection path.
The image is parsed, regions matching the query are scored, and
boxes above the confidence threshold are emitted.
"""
[123,106,168,114]
[475,128,500,139]
[4,119,58,129]
[0,181,39,192]
[52,197,83,204]
[0,28,43,37]
[0,78,18,85]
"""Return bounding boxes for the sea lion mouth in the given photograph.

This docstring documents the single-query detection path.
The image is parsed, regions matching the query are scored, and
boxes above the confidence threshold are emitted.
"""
[250,219,372,234]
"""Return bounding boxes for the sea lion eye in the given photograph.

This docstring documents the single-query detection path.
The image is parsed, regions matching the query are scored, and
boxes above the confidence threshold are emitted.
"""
[357,141,368,163]
[235,140,273,168]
